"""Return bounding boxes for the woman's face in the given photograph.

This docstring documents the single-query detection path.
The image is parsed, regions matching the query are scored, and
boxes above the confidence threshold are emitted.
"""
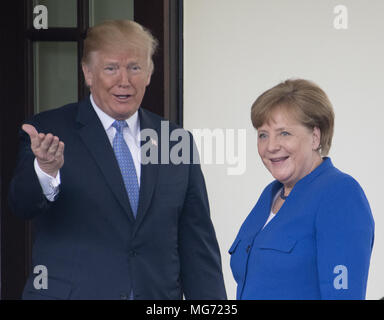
[257,107,322,189]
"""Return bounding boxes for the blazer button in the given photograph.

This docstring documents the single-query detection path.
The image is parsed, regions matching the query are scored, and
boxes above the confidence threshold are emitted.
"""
[129,250,137,257]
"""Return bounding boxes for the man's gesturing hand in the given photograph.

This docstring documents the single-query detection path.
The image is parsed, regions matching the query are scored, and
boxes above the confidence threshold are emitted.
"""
[22,124,65,177]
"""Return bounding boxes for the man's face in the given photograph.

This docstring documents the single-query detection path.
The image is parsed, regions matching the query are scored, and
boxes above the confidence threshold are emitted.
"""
[82,48,152,120]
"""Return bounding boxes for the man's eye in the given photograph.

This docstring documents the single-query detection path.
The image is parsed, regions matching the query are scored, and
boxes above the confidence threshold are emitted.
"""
[105,66,117,72]
[130,65,141,72]
[281,131,290,136]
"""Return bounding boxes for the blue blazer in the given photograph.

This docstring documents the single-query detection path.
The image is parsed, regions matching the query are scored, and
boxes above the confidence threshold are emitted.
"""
[9,97,226,300]
[229,158,374,300]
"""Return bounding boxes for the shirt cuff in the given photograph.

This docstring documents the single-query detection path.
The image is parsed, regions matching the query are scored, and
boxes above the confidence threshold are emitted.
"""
[34,158,61,202]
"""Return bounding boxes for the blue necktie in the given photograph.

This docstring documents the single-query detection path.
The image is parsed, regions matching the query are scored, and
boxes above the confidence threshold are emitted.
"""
[112,120,139,218]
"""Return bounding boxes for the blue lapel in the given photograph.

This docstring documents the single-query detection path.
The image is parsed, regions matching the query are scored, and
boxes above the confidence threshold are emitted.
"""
[240,181,282,239]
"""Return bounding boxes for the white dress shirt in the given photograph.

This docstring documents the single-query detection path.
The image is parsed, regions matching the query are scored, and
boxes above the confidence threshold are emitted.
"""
[35,95,141,201]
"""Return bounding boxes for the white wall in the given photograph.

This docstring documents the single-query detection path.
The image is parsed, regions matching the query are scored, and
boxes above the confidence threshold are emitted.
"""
[184,0,384,300]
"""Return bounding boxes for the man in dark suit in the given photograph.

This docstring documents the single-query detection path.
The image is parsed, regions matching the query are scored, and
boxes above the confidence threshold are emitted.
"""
[8,20,226,300]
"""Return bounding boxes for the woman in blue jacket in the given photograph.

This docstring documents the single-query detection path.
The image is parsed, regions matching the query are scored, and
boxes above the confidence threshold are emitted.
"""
[230,79,374,300]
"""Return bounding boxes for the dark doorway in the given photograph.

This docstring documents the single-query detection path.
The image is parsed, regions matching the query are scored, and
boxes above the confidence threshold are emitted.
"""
[0,0,183,299]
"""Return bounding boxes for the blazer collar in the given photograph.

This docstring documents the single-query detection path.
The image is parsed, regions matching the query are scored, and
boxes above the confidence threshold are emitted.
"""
[246,157,335,237]
[268,157,333,195]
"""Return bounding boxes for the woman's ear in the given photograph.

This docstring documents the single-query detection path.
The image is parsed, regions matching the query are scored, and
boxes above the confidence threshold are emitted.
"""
[312,126,321,151]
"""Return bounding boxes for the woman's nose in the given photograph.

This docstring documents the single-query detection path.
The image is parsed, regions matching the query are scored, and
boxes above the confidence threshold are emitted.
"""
[267,136,281,152]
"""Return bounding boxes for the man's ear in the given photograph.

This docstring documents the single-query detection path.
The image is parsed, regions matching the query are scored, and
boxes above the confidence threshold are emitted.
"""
[82,62,93,87]
[145,60,154,86]
[146,72,152,87]
[312,126,321,151]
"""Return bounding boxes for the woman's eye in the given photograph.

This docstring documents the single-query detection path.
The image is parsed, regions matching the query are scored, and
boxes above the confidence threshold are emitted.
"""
[281,131,290,136]
[258,133,267,139]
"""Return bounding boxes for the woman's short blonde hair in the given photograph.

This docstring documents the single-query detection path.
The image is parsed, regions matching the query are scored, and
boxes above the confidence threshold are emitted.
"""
[82,20,158,73]
[251,79,335,156]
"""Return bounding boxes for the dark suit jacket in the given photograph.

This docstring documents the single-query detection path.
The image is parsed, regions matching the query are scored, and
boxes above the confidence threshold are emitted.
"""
[8,97,226,300]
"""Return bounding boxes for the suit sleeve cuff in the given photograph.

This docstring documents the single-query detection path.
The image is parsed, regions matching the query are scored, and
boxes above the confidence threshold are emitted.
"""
[34,158,61,202]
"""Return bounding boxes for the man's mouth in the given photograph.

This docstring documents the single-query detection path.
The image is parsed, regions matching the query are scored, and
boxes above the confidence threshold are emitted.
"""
[113,94,132,101]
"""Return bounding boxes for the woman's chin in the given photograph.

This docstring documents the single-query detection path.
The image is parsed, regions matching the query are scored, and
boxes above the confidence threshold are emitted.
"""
[271,172,291,185]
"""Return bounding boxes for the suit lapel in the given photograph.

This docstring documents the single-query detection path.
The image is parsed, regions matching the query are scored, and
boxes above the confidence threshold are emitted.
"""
[75,98,135,222]
[133,108,160,235]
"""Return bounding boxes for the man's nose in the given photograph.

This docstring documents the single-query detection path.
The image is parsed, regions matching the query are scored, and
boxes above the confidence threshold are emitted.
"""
[119,69,131,87]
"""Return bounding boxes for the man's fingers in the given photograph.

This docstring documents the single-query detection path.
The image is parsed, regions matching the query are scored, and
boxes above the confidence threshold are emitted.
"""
[22,124,64,165]
[22,124,38,137]
[39,134,54,153]
[54,141,65,160]
[47,136,60,156]
[22,124,41,148]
